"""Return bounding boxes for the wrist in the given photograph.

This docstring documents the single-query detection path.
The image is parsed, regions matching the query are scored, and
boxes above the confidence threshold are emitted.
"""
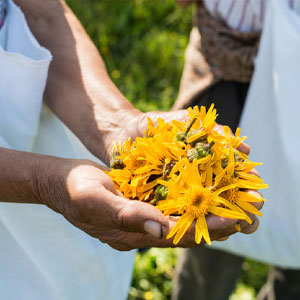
[30,154,68,212]
[91,102,142,165]
[0,148,62,206]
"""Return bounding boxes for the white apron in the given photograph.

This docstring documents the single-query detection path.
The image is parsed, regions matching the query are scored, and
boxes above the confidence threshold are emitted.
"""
[212,0,300,268]
[0,1,135,299]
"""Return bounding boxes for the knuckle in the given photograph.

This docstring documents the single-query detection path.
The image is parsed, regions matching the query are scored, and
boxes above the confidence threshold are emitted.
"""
[115,203,131,231]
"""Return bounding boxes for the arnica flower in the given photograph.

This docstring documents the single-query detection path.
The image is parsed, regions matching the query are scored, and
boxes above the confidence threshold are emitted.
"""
[156,159,248,245]
[146,117,175,138]
[109,118,187,201]
[222,125,249,161]
[214,146,268,224]
[108,104,268,245]
[172,105,217,144]
[132,135,186,201]
[186,104,217,144]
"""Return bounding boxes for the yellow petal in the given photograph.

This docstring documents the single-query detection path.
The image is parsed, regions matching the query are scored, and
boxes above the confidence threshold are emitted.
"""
[209,207,247,220]
[236,172,264,183]
[236,191,266,203]
[236,180,269,190]
[173,214,195,245]
[197,215,211,245]
[234,223,241,231]
[195,217,203,244]
[235,199,263,217]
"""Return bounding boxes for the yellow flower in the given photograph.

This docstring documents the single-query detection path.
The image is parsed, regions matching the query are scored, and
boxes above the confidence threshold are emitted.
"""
[171,104,217,144]
[156,159,247,245]
[109,119,188,201]
[224,126,247,149]
[146,117,174,138]
[214,146,268,222]
[223,125,249,161]
[108,105,268,245]
[186,104,218,144]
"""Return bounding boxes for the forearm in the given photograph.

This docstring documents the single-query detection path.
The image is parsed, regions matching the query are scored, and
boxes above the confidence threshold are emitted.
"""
[0,147,51,204]
[15,0,140,164]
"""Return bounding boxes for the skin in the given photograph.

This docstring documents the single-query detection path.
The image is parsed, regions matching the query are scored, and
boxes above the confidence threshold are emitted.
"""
[0,0,264,251]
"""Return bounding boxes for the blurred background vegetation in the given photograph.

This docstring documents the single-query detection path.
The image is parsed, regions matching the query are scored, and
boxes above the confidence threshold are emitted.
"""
[67,0,269,299]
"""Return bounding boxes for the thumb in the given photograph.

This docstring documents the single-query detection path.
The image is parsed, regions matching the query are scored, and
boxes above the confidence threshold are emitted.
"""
[116,198,169,239]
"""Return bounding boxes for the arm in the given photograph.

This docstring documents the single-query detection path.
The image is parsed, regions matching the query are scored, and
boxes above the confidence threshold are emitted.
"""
[10,0,261,248]
[0,147,260,249]
[15,0,198,165]
[15,0,141,165]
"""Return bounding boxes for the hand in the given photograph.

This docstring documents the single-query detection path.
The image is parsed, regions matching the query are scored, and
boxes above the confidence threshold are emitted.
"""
[33,157,261,250]
[106,109,251,161]
[103,110,188,164]
[104,110,263,246]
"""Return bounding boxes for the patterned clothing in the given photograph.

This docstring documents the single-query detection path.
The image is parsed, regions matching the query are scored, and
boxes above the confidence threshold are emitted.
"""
[0,0,6,29]
[204,0,300,32]
[173,1,259,110]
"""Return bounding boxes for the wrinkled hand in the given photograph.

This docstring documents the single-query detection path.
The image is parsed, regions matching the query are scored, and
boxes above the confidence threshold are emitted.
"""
[36,158,263,250]
[35,158,261,250]
[106,110,251,160]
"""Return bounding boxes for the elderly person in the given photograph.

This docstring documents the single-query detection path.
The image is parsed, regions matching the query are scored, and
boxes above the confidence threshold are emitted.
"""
[0,0,263,299]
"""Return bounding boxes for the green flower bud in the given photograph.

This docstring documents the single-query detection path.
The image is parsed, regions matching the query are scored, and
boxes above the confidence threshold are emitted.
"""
[187,141,215,162]
[175,132,186,142]
[110,151,125,169]
[152,185,169,205]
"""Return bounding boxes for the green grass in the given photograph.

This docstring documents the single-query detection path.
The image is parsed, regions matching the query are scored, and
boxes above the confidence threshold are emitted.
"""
[68,0,192,112]
[67,1,269,299]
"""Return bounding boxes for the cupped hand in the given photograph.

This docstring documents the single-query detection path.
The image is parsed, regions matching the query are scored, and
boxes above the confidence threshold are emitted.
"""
[35,158,261,250]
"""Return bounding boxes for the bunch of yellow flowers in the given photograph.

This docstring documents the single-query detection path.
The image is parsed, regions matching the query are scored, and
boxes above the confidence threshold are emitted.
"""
[108,105,268,245]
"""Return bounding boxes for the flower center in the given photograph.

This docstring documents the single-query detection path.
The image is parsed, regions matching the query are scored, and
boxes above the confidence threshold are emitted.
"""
[125,155,145,172]
[217,178,238,204]
[183,187,213,217]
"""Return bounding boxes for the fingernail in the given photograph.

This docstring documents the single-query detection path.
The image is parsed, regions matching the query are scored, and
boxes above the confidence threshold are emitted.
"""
[144,220,162,239]
[247,190,262,197]
[161,225,169,238]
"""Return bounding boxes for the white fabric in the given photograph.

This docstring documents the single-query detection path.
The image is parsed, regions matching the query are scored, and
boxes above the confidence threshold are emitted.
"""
[0,1,135,299]
[204,0,300,33]
[211,0,300,268]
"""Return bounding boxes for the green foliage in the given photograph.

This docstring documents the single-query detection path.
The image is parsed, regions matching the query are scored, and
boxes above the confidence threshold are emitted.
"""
[239,258,269,293]
[67,0,193,112]
[128,248,178,300]
[129,249,269,300]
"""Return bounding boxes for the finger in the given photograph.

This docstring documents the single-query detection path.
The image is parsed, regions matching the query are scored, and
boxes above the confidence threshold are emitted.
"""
[237,142,250,155]
[109,214,240,250]
[161,215,237,247]
[144,214,237,248]
[244,190,265,210]
[205,214,238,241]
[248,168,260,178]
[240,217,259,234]
[216,236,230,241]
[165,214,238,247]
[115,198,169,238]
[96,171,122,196]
